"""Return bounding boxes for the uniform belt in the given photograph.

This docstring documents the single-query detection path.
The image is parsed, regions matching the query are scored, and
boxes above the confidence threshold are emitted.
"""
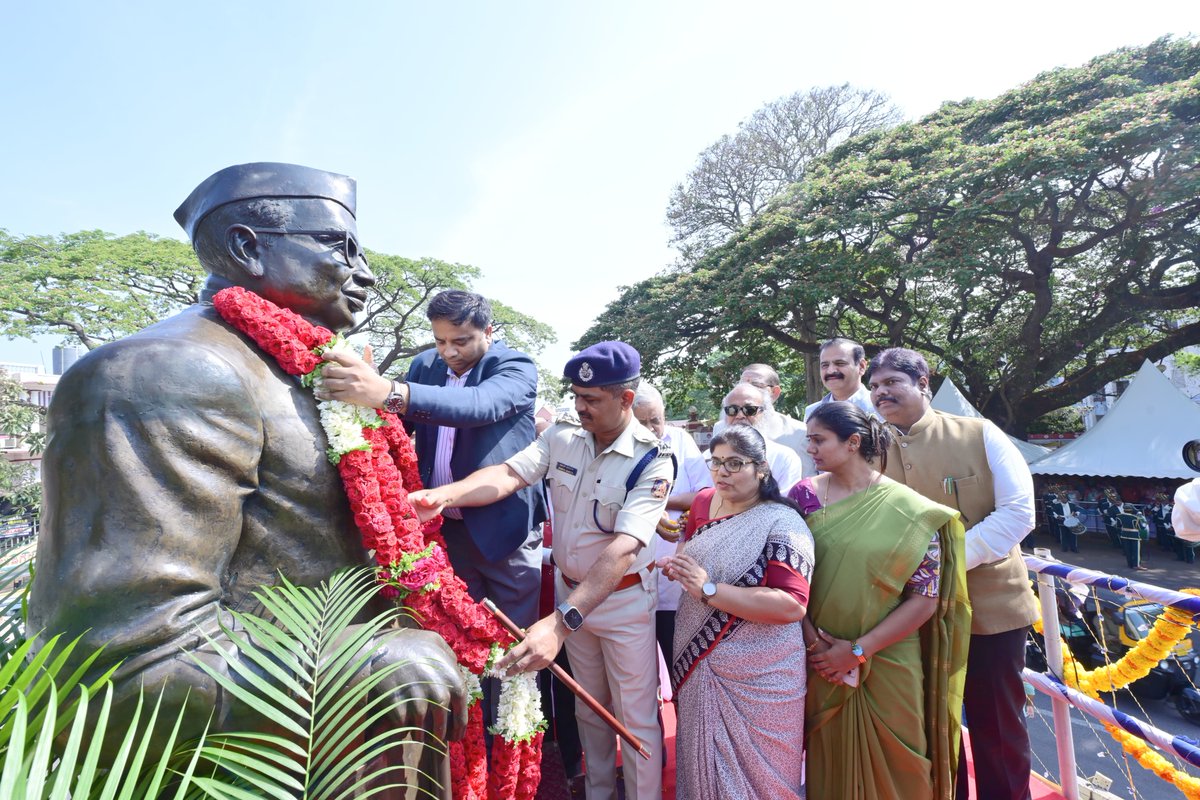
[561,565,654,591]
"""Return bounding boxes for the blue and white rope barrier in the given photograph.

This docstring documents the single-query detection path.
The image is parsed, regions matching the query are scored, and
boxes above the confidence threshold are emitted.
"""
[1024,668,1200,769]
[1024,554,1200,617]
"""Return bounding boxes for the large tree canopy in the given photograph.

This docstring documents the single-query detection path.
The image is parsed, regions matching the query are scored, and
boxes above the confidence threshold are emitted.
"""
[586,37,1200,435]
[0,230,554,379]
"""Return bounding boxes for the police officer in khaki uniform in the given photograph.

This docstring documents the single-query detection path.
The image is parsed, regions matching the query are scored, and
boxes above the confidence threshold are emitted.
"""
[408,341,672,800]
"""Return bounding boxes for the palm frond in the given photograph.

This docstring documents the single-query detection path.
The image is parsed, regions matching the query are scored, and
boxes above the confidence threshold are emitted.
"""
[189,567,444,799]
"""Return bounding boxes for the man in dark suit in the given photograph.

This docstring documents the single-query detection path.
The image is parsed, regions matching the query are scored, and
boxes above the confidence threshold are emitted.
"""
[320,290,547,629]
[28,163,466,795]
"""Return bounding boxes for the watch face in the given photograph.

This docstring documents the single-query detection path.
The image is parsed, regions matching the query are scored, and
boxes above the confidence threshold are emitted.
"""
[559,604,584,631]
[851,643,864,657]
[702,581,717,597]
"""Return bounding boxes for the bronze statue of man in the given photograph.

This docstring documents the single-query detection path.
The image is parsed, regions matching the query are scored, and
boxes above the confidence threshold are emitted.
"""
[28,163,466,795]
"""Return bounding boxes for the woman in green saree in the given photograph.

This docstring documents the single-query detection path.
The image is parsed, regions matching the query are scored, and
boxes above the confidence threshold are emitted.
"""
[788,401,971,800]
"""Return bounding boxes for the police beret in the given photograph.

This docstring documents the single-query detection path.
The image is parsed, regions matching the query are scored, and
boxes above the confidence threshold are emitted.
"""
[174,162,356,241]
[564,341,641,386]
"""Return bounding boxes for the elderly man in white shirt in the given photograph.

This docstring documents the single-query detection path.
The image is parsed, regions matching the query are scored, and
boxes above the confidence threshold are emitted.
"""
[716,382,812,491]
[632,382,712,667]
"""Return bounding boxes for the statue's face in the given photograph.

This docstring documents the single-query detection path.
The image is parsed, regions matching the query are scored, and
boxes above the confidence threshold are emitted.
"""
[252,199,375,331]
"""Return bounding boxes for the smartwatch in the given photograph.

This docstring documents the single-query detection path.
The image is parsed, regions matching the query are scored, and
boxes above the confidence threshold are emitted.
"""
[850,642,867,664]
[556,601,585,632]
[383,380,407,415]
[701,581,718,605]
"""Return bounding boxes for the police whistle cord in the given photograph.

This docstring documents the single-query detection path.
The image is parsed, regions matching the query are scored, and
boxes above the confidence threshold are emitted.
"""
[1024,555,1200,618]
[481,598,653,760]
[1024,669,1200,770]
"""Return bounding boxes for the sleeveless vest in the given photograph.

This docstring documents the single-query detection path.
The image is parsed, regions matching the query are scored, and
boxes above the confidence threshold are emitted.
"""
[883,409,1039,635]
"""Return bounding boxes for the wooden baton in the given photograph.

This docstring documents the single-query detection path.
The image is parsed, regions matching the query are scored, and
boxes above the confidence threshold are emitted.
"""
[481,598,652,760]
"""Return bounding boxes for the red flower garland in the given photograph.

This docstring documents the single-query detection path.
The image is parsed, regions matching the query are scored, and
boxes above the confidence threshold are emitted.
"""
[212,286,538,798]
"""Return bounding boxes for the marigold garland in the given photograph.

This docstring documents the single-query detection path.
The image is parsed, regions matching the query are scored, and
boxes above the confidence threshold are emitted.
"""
[1035,587,1200,798]
[212,286,545,799]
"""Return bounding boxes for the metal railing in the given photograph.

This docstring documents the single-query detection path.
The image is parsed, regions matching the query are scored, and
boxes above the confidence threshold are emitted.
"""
[0,516,37,551]
[1025,549,1200,800]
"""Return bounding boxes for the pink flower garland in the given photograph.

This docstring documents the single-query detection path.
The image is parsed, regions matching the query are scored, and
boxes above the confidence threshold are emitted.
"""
[212,286,541,798]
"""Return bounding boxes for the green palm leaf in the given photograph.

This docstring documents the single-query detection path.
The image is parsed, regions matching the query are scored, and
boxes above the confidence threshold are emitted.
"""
[189,567,442,799]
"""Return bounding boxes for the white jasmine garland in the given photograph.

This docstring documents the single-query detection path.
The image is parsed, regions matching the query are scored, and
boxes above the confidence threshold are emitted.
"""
[492,672,544,742]
[486,644,546,741]
[459,664,483,707]
[308,337,383,459]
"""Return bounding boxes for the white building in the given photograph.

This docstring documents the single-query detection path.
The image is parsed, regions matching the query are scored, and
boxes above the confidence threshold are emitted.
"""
[0,357,66,478]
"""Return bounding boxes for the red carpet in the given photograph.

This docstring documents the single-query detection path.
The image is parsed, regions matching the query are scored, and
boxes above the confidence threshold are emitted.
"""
[538,708,1060,799]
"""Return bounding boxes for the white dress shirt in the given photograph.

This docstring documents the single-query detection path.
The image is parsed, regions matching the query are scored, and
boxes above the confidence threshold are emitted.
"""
[656,426,713,610]
[962,421,1036,570]
[431,368,469,518]
[804,384,876,421]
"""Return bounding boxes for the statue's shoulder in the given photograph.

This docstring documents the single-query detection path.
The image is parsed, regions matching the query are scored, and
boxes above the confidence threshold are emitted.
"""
[57,306,268,404]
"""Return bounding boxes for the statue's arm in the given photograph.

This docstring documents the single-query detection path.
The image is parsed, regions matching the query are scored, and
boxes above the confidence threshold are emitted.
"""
[30,337,263,695]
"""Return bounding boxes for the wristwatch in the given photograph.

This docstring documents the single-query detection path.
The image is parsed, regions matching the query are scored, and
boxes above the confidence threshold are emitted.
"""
[700,581,718,605]
[556,601,585,632]
[850,642,867,664]
[383,380,407,415]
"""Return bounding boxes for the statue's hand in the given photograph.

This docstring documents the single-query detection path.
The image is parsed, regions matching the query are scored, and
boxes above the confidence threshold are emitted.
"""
[372,628,468,741]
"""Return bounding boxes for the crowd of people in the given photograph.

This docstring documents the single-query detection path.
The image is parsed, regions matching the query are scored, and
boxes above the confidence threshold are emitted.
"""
[1040,483,1195,567]
[325,315,1046,800]
[32,163,1196,800]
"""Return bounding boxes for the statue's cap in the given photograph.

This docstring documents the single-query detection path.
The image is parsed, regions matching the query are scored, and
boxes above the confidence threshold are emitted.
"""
[174,162,356,240]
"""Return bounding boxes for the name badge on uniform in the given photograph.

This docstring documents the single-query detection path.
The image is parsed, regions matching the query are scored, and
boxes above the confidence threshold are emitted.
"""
[556,462,578,476]
[651,479,671,499]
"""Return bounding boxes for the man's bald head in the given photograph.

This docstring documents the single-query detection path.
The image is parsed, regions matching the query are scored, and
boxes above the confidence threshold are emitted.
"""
[740,363,782,402]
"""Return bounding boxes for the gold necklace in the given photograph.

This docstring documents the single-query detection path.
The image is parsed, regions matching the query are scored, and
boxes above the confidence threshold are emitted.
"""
[821,471,881,519]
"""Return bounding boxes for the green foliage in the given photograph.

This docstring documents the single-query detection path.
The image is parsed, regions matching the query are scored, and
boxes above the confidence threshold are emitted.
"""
[187,569,427,798]
[1175,352,1200,377]
[0,231,205,350]
[0,370,43,515]
[1026,407,1083,435]
[586,37,1200,435]
[351,252,554,378]
[0,231,556,380]
[0,560,434,798]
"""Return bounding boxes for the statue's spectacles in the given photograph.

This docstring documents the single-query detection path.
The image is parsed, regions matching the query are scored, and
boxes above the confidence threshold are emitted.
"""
[723,404,762,417]
[250,228,366,266]
[706,456,758,473]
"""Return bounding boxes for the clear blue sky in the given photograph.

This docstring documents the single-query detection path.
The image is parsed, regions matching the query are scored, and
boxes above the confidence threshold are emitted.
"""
[2,1,1195,372]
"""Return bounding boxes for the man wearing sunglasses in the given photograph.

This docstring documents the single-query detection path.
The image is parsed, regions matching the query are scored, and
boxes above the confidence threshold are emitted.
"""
[717,382,813,491]
[28,163,465,797]
[406,341,673,800]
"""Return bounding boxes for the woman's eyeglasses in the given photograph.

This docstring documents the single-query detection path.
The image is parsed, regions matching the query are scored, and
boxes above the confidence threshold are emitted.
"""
[706,456,758,473]
[723,404,762,417]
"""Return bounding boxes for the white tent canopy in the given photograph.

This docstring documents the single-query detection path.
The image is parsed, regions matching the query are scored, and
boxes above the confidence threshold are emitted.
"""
[930,379,1052,464]
[1030,360,1200,479]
